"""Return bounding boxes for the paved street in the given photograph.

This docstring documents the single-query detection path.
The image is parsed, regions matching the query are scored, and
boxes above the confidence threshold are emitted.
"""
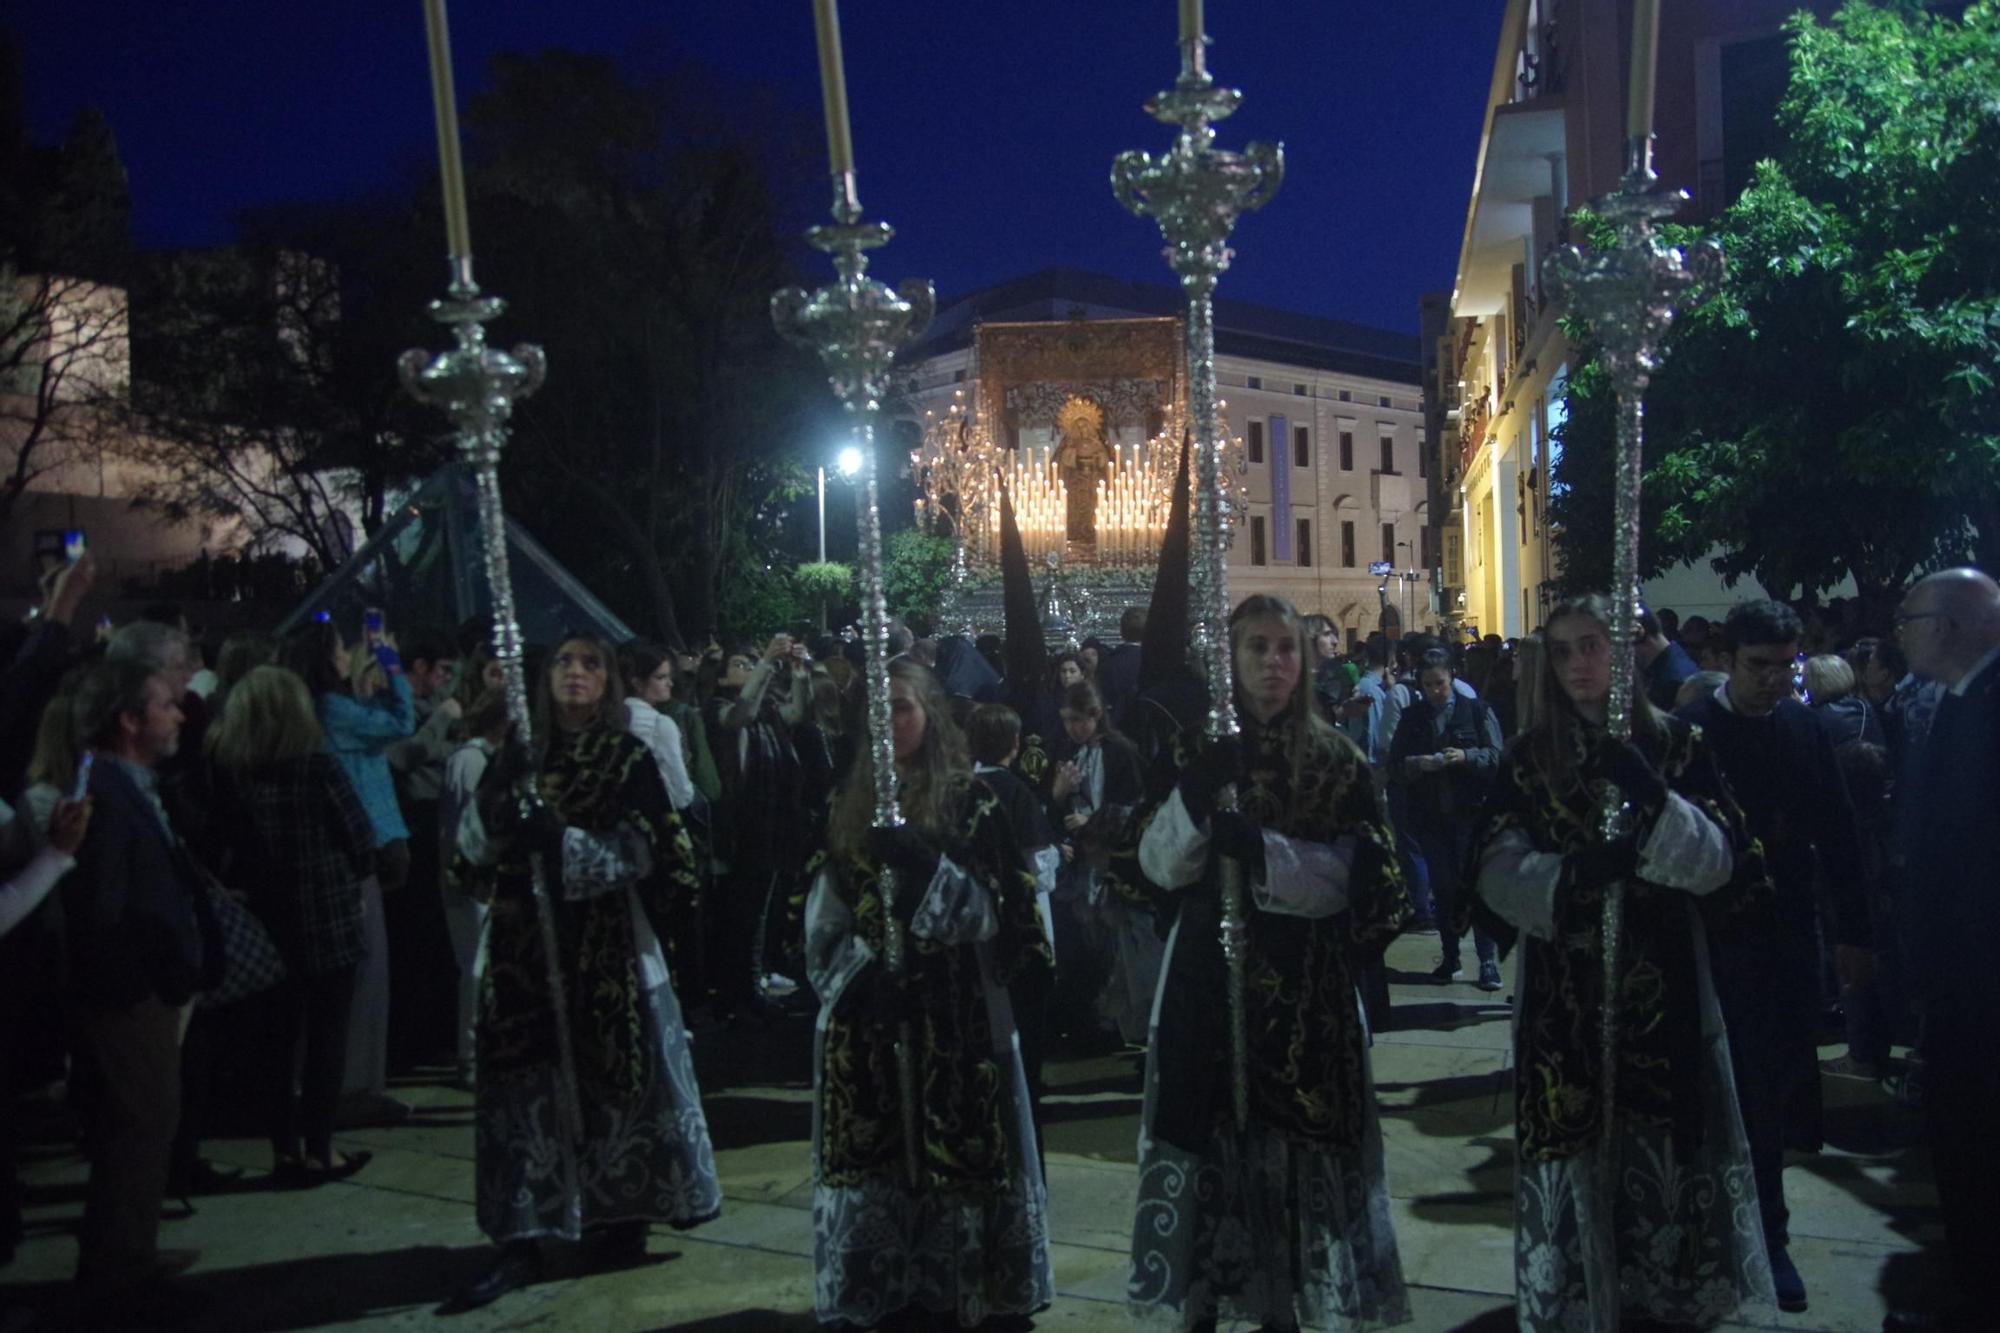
[4,931,1941,1331]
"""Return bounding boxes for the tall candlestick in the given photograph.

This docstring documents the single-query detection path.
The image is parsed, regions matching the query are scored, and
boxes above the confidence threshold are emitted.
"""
[1180,0,1203,44]
[811,0,858,207]
[421,0,472,265]
[1626,0,1660,143]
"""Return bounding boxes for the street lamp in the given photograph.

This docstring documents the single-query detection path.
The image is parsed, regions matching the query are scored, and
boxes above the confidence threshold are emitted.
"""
[817,445,867,562]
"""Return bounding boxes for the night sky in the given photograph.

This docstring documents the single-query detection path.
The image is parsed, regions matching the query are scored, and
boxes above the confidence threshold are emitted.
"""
[13,2,1500,335]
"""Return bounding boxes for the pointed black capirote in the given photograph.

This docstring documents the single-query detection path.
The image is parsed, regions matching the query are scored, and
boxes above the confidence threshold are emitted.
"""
[1138,429,1194,689]
[999,483,1043,692]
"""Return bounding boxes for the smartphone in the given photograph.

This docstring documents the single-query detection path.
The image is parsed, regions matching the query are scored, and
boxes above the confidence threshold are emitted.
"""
[63,529,86,562]
[364,608,386,648]
[71,751,94,802]
[314,609,332,624]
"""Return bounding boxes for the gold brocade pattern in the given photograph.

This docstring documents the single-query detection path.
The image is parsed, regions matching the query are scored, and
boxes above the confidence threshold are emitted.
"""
[1467,718,1770,1162]
[1158,718,1411,1149]
[479,727,697,1101]
[817,780,1053,1193]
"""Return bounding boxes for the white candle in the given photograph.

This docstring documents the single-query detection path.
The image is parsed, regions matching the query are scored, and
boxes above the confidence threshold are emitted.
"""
[811,0,857,179]
[1627,0,1660,141]
[421,0,472,260]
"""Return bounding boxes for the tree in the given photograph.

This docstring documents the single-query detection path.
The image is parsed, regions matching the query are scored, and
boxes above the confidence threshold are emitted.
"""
[450,50,830,648]
[882,528,957,626]
[794,559,855,629]
[1551,0,2000,612]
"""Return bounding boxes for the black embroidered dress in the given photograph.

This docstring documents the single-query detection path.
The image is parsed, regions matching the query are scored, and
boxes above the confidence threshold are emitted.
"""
[1130,716,1412,1332]
[460,725,720,1243]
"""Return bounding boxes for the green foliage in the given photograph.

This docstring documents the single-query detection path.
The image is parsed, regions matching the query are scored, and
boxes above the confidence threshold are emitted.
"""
[714,528,804,641]
[881,529,957,625]
[1552,0,2000,603]
[795,560,854,602]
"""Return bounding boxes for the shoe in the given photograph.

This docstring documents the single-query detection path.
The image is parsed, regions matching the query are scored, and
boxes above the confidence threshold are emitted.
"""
[441,1241,541,1313]
[1769,1244,1807,1313]
[1429,959,1465,984]
[1476,960,1503,992]
[1820,1053,1884,1081]
[305,1150,372,1185]
[585,1220,649,1270]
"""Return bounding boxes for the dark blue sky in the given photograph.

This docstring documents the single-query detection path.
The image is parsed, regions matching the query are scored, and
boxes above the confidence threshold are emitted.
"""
[14,2,1500,335]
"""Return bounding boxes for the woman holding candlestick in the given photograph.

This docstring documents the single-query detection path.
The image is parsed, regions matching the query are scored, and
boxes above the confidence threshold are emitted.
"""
[1131,594,1412,1333]
[804,658,1054,1328]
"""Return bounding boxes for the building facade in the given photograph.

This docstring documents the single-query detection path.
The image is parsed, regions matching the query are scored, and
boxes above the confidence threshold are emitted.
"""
[1426,0,1845,637]
[900,269,1426,644]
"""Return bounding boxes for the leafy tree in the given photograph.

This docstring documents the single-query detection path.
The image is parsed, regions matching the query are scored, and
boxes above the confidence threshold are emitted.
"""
[794,559,855,628]
[881,528,957,626]
[1552,0,2000,613]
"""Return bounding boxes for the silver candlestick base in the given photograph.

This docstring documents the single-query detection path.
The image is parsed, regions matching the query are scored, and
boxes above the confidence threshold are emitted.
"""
[1113,32,1282,1137]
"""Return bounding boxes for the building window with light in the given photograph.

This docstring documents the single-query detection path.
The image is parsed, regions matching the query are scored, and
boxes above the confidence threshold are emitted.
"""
[1341,521,1356,568]
[1339,430,1354,471]
[1250,515,1267,566]
[1296,518,1312,567]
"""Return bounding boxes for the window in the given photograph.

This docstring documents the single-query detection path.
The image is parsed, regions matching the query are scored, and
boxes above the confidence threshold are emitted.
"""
[1296,518,1312,567]
[1293,383,1307,396]
[952,369,966,382]
[1420,523,1435,570]
[1418,443,1427,478]
[1250,515,1267,566]
[1340,521,1356,568]
[1293,424,1310,468]
[1247,418,1264,464]
[1382,523,1396,565]
[1379,395,1392,408]
[1246,375,1262,390]
[1338,430,1354,471]
[1337,389,1352,403]
[1380,436,1395,473]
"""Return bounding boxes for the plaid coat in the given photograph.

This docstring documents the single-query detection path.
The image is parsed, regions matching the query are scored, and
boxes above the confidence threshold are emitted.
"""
[215,753,374,977]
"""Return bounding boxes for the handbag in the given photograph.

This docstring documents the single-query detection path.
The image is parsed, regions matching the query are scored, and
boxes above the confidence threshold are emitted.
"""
[196,870,288,1009]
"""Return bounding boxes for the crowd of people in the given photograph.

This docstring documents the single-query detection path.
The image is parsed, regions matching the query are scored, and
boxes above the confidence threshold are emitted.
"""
[1,545,1994,1333]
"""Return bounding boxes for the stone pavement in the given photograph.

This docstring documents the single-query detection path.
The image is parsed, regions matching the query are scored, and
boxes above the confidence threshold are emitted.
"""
[3,931,1943,1331]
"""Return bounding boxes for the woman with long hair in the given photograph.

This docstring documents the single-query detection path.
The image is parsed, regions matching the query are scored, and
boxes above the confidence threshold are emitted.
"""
[1465,594,1772,1330]
[1047,679,1147,1047]
[805,657,1055,1329]
[450,633,718,1310]
[207,665,377,1185]
[1131,593,1412,1333]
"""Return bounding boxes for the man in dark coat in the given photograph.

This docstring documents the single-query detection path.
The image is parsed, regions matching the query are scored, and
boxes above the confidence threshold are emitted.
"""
[1677,599,1872,1315]
[1637,606,1699,712]
[1881,569,2000,1333]
[63,657,217,1326]
[1095,607,1146,726]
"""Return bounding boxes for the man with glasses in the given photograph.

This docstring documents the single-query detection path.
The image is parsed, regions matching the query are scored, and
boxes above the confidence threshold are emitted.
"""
[1880,569,2000,1333]
[1677,598,1874,1315]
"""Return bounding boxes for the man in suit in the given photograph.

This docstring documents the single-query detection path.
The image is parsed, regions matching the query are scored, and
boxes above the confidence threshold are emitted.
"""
[63,657,214,1326]
[1882,568,2000,1333]
[1096,606,1146,726]
[1677,598,1873,1315]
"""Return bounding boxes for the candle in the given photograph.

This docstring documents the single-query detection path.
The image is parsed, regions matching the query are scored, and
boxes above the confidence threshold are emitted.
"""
[421,0,472,260]
[1626,0,1660,142]
[812,0,856,181]
[1180,0,1203,45]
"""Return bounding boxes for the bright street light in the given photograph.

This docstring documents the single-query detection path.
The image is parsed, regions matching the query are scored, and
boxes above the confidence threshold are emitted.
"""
[836,445,863,477]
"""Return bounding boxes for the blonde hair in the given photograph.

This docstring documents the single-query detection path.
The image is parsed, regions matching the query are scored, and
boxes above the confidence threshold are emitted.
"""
[828,658,970,862]
[207,665,324,770]
[1524,594,1665,781]
[1804,654,1855,703]
[1228,594,1353,822]
[25,669,85,792]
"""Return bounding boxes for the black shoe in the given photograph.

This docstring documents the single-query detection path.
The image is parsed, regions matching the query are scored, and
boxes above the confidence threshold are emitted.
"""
[1770,1243,1807,1313]
[440,1242,542,1314]
[1429,958,1465,983]
[584,1220,649,1270]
